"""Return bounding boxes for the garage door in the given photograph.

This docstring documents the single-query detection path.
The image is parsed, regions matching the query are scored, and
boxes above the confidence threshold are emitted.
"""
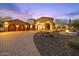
[18,24,25,31]
[8,24,16,31]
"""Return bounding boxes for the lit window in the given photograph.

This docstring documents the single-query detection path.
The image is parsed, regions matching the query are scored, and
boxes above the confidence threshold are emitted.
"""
[30,25,32,28]
[25,25,27,27]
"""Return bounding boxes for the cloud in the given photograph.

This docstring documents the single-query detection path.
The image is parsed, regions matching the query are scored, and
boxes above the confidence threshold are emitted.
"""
[0,9,32,20]
[66,11,79,16]
[0,4,33,20]
[56,11,79,20]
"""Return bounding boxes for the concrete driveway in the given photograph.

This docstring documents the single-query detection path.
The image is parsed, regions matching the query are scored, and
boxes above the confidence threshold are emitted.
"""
[0,31,40,56]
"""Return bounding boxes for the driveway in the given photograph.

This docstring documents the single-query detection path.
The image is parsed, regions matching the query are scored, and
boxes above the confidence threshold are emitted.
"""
[0,31,40,56]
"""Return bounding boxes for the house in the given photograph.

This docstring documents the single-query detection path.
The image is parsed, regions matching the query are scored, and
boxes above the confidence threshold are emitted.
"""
[35,17,55,31]
[3,17,69,32]
[4,19,30,31]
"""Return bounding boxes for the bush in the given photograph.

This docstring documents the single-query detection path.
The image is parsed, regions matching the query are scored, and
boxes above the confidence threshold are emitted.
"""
[68,40,79,49]
[44,32,54,38]
[0,28,4,32]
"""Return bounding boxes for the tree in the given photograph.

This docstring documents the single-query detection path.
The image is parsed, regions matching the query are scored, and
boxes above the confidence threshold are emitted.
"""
[71,19,79,30]
[0,16,12,27]
[55,19,68,25]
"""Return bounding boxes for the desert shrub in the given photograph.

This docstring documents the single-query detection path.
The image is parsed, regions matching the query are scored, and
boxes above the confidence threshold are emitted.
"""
[48,33,54,38]
[44,32,54,38]
[0,28,4,32]
[68,40,79,49]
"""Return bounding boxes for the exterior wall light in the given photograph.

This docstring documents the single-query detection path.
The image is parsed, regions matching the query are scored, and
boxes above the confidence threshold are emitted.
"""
[4,22,8,27]
[5,22,8,25]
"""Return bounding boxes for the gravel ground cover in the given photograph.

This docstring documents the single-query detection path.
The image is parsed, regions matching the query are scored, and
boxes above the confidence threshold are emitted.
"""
[33,32,79,56]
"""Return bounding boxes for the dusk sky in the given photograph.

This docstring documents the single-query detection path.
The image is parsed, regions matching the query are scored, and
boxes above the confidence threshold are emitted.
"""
[0,3,79,20]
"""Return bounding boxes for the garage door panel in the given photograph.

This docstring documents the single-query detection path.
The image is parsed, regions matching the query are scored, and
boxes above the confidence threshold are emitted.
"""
[19,24,25,31]
[8,24,16,31]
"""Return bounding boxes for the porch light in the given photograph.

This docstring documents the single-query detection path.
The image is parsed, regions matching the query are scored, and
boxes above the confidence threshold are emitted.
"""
[4,22,8,27]
[5,22,8,25]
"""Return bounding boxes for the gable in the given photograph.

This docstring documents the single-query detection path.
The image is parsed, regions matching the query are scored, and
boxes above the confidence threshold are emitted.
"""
[6,19,30,25]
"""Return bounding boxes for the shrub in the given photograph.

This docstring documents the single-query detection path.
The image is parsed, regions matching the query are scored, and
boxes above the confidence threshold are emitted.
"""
[0,28,4,32]
[48,33,54,38]
[68,40,79,49]
[44,32,54,38]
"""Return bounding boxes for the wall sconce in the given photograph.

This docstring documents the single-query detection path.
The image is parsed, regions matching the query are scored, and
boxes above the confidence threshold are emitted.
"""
[5,22,8,25]
[4,22,8,27]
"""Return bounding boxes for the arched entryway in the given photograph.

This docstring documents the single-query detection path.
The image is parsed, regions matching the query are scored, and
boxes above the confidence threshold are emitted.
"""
[45,23,50,30]
[37,24,43,31]
[8,24,16,31]
[18,24,25,31]
[26,25,30,30]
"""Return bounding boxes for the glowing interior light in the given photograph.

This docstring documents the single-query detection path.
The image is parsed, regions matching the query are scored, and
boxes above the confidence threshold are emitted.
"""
[16,25,19,27]
[47,21,50,23]
[30,25,33,28]
[37,22,40,24]
[5,25,8,27]
[25,25,27,27]
[65,29,70,32]
[38,24,43,31]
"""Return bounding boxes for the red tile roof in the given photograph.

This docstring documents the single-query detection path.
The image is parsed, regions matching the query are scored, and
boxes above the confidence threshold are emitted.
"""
[6,19,30,25]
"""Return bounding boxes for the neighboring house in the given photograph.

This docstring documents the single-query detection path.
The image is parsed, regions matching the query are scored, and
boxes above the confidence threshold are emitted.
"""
[4,19,30,31]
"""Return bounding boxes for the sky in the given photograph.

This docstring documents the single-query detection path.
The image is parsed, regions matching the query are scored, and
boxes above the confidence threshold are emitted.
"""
[0,3,79,20]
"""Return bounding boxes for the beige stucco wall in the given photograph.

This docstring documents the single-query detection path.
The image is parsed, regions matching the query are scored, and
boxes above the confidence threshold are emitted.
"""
[35,20,55,31]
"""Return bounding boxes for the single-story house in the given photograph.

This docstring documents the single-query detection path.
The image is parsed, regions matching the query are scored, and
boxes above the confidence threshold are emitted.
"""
[3,17,70,32]
[4,19,30,31]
